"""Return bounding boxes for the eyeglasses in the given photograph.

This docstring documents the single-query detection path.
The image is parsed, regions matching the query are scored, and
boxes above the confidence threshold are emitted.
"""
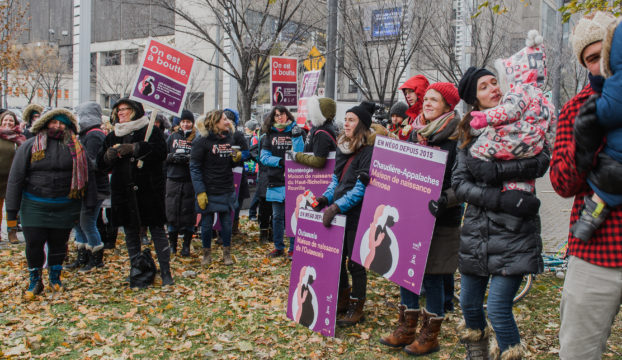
[274,113,286,118]
[118,107,132,112]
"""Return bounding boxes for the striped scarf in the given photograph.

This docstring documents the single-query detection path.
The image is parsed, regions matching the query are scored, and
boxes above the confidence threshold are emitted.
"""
[31,130,88,199]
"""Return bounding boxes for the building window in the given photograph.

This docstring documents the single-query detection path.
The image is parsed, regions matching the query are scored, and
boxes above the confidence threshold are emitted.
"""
[102,94,120,109]
[348,79,358,94]
[102,51,121,66]
[125,49,139,65]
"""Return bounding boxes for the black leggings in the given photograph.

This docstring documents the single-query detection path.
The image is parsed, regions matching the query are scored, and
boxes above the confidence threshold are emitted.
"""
[24,227,72,268]
[258,197,273,230]
[339,229,367,299]
[123,225,170,267]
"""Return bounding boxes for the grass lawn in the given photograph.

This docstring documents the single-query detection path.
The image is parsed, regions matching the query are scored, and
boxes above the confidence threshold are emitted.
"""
[1,218,621,359]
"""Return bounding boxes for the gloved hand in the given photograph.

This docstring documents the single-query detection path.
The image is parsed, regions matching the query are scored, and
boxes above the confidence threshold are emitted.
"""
[197,192,208,210]
[291,125,303,137]
[574,96,604,173]
[173,153,190,163]
[322,204,340,227]
[231,148,242,162]
[469,111,488,129]
[499,190,540,217]
[466,156,499,185]
[116,143,135,157]
[286,150,297,162]
[104,147,119,163]
[428,193,448,217]
[312,196,328,212]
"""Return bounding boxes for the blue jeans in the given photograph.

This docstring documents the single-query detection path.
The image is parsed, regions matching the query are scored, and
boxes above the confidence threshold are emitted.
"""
[400,274,446,316]
[73,199,104,249]
[201,211,232,248]
[460,273,523,352]
[271,201,294,252]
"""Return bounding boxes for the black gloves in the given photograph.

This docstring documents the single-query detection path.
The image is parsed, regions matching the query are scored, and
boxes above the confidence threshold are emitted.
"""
[167,153,190,164]
[312,196,328,212]
[498,190,541,218]
[103,147,118,163]
[428,193,448,217]
[574,96,604,173]
[588,152,622,195]
[116,143,135,157]
[466,148,550,185]
[291,125,303,137]
[322,204,340,227]
[466,156,499,185]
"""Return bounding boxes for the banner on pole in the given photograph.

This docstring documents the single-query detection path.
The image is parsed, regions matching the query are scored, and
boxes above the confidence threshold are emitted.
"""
[271,56,298,107]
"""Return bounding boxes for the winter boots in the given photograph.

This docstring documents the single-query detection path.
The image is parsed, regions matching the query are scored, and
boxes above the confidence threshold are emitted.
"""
[180,231,192,257]
[48,264,63,292]
[232,219,240,235]
[403,308,444,356]
[379,305,420,347]
[499,343,526,360]
[24,268,43,300]
[259,228,270,242]
[201,248,212,266]
[337,297,365,327]
[80,246,104,272]
[168,231,178,255]
[66,245,89,269]
[160,261,174,286]
[223,246,233,266]
[337,286,351,314]
[8,228,19,244]
[458,321,491,360]
[571,195,611,242]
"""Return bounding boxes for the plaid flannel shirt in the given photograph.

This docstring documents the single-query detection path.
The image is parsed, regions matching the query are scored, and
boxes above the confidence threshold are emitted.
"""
[550,83,622,267]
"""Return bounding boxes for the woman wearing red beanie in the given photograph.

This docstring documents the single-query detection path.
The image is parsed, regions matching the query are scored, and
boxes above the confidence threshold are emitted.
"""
[395,75,430,141]
[380,82,462,356]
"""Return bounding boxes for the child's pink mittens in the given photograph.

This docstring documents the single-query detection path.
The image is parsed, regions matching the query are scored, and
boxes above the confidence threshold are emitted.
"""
[470,111,488,129]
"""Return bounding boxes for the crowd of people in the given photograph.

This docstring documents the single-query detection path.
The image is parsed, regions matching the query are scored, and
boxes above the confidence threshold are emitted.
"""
[1,11,621,360]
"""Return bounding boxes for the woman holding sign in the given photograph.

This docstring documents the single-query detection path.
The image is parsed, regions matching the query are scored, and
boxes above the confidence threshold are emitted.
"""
[379,82,462,356]
[313,102,387,327]
[452,68,550,358]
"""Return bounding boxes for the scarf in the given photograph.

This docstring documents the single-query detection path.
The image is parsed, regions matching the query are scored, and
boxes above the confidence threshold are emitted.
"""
[114,116,150,137]
[0,127,26,145]
[273,120,293,131]
[31,129,88,199]
[414,111,457,145]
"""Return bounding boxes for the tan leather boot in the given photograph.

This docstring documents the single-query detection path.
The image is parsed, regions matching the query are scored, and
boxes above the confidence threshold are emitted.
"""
[404,308,443,356]
[337,286,351,314]
[223,246,233,265]
[201,248,211,266]
[337,297,365,327]
[8,228,19,244]
[379,305,420,347]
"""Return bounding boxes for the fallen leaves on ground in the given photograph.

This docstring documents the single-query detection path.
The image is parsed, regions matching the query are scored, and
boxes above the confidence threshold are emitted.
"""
[1,218,621,359]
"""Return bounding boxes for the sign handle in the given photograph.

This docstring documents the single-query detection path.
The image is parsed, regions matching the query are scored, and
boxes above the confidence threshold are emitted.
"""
[137,110,158,169]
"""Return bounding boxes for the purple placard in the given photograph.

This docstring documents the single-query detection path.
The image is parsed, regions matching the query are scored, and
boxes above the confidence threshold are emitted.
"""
[300,70,321,98]
[285,152,336,238]
[213,167,243,231]
[287,209,345,337]
[272,82,298,107]
[131,68,187,115]
[351,136,447,294]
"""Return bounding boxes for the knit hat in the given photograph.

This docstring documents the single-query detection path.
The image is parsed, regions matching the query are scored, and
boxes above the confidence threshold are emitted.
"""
[571,11,616,67]
[180,109,195,124]
[425,82,460,111]
[494,30,547,93]
[306,96,336,127]
[458,67,495,106]
[389,102,408,119]
[245,119,259,132]
[223,108,240,125]
[346,101,374,129]
[76,101,102,131]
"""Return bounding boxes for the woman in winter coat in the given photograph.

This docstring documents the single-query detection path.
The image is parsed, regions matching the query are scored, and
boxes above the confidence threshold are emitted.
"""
[260,106,305,258]
[67,102,110,272]
[223,108,250,236]
[21,103,43,139]
[190,110,242,266]
[380,83,462,356]
[289,96,338,168]
[0,111,25,244]
[452,67,550,359]
[250,123,273,242]
[313,102,381,327]
[394,75,430,140]
[6,108,88,299]
[165,109,197,257]
[98,98,173,287]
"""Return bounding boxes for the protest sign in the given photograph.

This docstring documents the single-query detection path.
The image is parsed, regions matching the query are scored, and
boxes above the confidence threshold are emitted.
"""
[300,70,321,98]
[287,209,345,337]
[351,136,447,294]
[271,56,298,107]
[285,152,336,238]
[130,39,195,116]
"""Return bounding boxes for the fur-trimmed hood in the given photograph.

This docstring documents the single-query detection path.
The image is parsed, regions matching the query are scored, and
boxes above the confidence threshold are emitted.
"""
[22,103,44,125]
[30,108,79,135]
[601,17,622,79]
[306,96,336,128]
[196,114,208,137]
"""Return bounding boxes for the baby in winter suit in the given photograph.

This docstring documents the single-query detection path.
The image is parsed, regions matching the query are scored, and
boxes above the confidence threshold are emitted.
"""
[571,18,622,242]
[469,30,556,193]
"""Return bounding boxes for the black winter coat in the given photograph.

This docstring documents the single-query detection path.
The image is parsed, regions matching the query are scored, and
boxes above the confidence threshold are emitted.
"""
[79,126,110,197]
[232,130,250,199]
[166,129,194,182]
[451,143,547,277]
[333,144,373,231]
[189,131,236,196]
[98,122,167,228]
[304,123,337,156]
[165,129,196,227]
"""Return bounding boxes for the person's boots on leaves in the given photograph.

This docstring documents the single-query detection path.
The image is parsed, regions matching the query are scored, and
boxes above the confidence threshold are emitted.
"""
[223,246,233,265]
[201,247,211,266]
[168,231,179,255]
[337,286,351,314]
[458,321,491,360]
[160,261,174,286]
[24,268,44,300]
[337,297,365,327]
[48,264,64,292]
[404,308,444,356]
[66,243,89,269]
[180,231,192,257]
[379,305,420,347]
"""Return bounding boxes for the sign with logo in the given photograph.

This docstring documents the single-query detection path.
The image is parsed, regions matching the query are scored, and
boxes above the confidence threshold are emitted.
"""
[300,70,321,99]
[271,56,298,107]
[130,38,196,116]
